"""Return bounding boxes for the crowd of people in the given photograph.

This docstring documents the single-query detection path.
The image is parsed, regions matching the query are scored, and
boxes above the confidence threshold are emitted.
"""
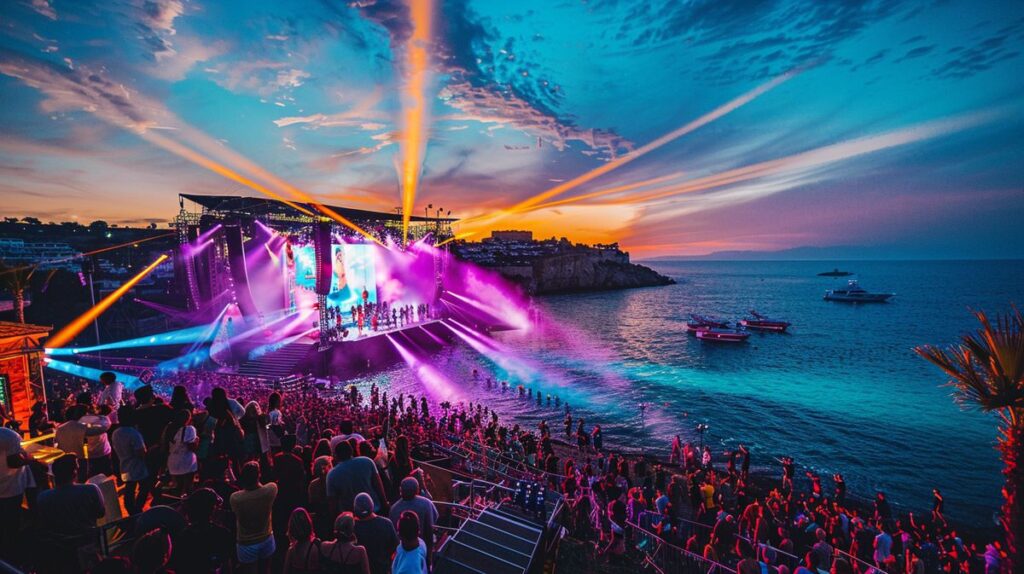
[548,431,1003,574]
[0,367,1007,574]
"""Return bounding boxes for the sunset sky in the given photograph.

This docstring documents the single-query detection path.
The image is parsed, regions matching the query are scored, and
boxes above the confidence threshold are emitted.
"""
[0,0,1022,258]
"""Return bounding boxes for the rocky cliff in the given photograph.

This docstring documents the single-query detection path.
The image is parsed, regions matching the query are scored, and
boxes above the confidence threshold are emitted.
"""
[492,251,675,294]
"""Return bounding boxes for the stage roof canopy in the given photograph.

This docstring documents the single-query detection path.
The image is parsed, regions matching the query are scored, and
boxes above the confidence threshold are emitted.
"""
[180,194,457,223]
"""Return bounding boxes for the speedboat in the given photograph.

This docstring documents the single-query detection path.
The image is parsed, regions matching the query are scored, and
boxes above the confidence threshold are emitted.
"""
[686,314,730,332]
[824,280,894,303]
[695,328,750,343]
[740,310,790,332]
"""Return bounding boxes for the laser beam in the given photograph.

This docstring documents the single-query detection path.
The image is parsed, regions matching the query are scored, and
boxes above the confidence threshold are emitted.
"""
[47,254,169,349]
[630,109,1000,207]
[460,69,799,227]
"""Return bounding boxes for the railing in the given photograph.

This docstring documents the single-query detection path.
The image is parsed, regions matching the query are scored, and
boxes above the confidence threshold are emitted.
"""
[630,520,731,574]
[735,535,802,571]
[452,476,562,523]
[636,511,713,544]
[835,547,881,574]
[432,499,545,574]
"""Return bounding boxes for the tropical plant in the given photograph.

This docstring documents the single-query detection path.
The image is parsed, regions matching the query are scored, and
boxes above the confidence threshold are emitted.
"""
[0,260,34,323]
[916,309,1024,572]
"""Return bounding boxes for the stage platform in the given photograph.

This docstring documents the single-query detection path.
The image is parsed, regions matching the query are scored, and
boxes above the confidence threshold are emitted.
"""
[232,319,458,380]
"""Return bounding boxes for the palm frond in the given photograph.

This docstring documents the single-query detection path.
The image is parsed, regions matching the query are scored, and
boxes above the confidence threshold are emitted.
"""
[914,308,1024,414]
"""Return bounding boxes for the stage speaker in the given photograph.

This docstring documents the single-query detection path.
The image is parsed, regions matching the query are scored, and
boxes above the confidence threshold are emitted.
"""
[314,221,333,295]
[224,224,258,317]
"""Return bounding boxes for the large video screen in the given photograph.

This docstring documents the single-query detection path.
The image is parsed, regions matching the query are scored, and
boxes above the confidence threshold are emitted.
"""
[291,243,377,310]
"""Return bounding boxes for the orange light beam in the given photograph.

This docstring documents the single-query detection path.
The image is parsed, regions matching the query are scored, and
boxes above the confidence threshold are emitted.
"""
[400,0,434,244]
[142,131,383,246]
[139,130,317,217]
[47,254,169,349]
[462,69,799,226]
[167,128,384,245]
[513,109,999,211]
[435,231,477,247]
[517,171,686,213]
[0,232,175,275]
[627,110,999,205]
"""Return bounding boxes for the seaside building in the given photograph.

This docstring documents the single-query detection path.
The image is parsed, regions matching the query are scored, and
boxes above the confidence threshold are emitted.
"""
[485,230,534,243]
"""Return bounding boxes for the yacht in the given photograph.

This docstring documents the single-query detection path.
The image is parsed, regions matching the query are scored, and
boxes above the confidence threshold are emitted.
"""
[740,310,791,332]
[824,280,894,303]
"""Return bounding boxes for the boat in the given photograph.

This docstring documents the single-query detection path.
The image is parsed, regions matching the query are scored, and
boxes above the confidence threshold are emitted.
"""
[695,329,750,343]
[740,310,791,332]
[686,314,730,332]
[818,268,853,277]
[824,280,894,303]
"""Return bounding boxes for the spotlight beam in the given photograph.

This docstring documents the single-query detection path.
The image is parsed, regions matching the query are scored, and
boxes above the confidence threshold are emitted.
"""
[47,254,169,349]
[458,69,799,227]
[400,0,434,245]
[589,109,1001,209]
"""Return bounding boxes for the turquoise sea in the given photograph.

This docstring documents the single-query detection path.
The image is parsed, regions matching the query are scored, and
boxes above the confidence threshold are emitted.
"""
[356,260,1023,526]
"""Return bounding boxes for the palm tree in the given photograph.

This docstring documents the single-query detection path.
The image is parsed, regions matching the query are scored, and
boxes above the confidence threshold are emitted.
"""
[0,260,34,323]
[916,309,1024,572]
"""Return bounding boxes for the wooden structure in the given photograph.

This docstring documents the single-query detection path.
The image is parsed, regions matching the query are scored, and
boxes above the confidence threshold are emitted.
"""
[0,321,50,428]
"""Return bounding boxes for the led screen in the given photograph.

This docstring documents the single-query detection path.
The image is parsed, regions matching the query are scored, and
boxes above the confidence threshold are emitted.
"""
[290,243,377,309]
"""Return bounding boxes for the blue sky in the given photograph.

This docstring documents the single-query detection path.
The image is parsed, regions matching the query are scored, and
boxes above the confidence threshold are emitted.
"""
[0,0,1021,257]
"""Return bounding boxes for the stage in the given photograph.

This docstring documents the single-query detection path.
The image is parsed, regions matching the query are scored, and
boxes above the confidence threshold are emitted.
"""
[229,318,458,380]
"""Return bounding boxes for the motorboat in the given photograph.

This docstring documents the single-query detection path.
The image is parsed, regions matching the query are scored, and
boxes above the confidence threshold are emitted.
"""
[695,328,750,343]
[740,310,790,332]
[824,280,894,303]
[818,268,853,277]
[686,314,730,332]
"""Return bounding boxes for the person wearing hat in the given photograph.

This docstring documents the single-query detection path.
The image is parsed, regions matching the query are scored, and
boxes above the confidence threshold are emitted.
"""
[319,512,370,574]
[353,492,398,574]
[389,476,438,561]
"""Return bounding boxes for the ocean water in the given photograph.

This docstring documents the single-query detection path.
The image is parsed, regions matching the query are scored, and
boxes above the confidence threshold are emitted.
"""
[352,260,1023,526]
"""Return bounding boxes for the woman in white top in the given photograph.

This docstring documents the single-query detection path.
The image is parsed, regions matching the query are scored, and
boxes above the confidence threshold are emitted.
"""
[163,409,198,494]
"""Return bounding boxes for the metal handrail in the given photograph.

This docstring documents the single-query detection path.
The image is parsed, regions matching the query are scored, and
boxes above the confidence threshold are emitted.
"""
[629,519,732,574]
[457,438,569,481]
[835,547,879,573]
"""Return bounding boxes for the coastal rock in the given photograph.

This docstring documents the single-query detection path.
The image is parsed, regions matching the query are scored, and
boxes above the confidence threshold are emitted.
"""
[492,251,674,294]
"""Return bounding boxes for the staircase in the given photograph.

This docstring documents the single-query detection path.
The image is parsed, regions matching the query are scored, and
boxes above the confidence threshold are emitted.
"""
[435,504,544,574]
[235,341,313,379]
